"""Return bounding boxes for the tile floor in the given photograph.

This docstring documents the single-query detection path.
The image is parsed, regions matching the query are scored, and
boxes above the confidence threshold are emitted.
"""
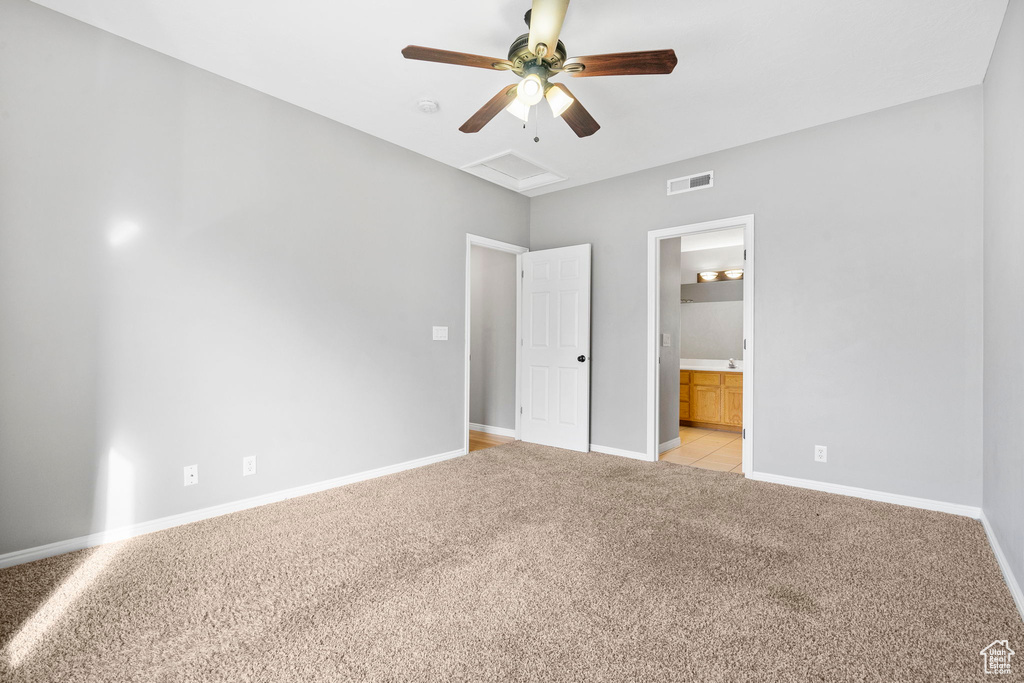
[660,426,743,473]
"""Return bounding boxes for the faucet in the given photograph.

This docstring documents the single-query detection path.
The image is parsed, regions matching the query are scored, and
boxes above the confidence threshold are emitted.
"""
[728,358,737,369]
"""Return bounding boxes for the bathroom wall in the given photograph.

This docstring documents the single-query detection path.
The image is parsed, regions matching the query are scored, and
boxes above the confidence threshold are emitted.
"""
[658,237,681,445]
[680,301,744,360]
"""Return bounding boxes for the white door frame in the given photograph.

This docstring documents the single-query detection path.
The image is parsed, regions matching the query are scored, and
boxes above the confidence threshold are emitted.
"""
[646,215,755,472]
[464,234,529,454]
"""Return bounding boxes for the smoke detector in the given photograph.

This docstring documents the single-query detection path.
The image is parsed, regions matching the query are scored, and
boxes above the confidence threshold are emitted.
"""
[417,98,440,113]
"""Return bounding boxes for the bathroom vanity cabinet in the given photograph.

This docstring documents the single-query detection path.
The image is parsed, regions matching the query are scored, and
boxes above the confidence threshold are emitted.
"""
[680,370,743,433]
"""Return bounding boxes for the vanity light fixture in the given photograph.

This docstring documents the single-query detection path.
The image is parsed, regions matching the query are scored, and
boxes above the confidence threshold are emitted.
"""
[697,268,744,283]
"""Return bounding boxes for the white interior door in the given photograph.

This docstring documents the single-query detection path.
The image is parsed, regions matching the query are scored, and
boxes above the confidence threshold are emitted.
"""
[520,244,591,452]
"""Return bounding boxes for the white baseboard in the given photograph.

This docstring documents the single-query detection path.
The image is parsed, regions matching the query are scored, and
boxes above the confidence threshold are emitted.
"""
[745,470,982,519]
[980,512,1024,622]
[590,444,650,461]
[0,447,467,570]
[468,423,516,438]
[659,437,681,454]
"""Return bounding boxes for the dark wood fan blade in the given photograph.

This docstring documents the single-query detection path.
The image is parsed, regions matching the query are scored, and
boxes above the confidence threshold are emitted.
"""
[528,0,570,58]
[402,45,513,71]
[459,85,519,133]
[551,83,599,137]
[564,49,677,77]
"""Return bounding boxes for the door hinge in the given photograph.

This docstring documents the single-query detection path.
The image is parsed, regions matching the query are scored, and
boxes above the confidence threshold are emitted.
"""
[520,406,523,415]
[743,249,747,260]
[521,270,525,278]
[742,428,746,439]
[743,339,747,350]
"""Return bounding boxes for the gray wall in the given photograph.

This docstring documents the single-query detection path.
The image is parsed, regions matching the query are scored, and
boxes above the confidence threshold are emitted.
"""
[0,0,529,554]
[532,87,984,506]
[680,301,744,360]
[983,1,1024,604]
[658,238,681,445]
[469,246,517,430]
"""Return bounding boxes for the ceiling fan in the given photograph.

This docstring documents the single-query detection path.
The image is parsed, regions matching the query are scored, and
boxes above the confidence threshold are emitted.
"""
[402,0,677,138]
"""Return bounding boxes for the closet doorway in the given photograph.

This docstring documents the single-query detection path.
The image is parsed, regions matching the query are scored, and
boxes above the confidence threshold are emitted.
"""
[463,235,528,453]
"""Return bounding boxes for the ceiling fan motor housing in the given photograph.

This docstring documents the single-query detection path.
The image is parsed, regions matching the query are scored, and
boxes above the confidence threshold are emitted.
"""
[508,33,567,74]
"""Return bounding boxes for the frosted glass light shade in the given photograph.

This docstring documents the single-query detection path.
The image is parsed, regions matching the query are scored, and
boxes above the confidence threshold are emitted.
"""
[545,85,574,118]
[505,98,531,122]
[516,74,545,106]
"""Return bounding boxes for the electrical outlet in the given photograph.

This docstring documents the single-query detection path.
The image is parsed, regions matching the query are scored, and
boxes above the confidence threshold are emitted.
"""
[183,464,198,486]
[661,333,671,347]
[432,326,448,341]
[242,456,257,477]
[814,445,827,463]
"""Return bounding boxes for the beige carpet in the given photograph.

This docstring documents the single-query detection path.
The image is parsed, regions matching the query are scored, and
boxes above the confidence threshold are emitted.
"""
[1,442,1021,682]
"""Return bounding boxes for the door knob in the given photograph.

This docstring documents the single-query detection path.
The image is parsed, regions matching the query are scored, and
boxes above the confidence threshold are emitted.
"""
[577,355,587,363]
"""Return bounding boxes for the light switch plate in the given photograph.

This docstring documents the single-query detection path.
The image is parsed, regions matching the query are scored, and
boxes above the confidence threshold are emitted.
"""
[661,333,671,347]
[432,326,448,341]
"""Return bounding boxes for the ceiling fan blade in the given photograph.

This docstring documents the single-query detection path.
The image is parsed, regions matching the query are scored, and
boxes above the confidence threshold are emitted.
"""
[402,45,513,71]
[528,0,570,58]
[551,83,599,138]
[564,50,678,77]
[459,85,519,134]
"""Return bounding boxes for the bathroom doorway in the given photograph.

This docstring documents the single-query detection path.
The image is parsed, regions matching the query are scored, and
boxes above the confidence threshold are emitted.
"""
[646,216,755,473]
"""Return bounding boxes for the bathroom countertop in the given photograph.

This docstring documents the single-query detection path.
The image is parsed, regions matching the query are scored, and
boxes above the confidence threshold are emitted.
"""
[679,359,744,372]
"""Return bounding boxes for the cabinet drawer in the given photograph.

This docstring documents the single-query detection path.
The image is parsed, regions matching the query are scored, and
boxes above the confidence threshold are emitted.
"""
[693,372,722,386]
[679,370,690,385]
[724,373,743,387]
[679,401,689,420]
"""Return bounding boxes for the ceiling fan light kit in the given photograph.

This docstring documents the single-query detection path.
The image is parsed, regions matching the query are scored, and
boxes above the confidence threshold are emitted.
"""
[401,0,677,137]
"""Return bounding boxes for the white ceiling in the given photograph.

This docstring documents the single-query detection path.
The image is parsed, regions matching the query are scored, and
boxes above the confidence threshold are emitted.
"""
[31,0,1008,196]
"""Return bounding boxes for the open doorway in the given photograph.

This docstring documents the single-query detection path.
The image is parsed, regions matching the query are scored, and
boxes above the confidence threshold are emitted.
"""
[463,235,528,453]
[646,216,755,473]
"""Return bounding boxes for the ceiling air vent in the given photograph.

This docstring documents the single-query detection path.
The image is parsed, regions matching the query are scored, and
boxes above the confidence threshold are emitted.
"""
[462,151,566,193]
[667,171,714,196]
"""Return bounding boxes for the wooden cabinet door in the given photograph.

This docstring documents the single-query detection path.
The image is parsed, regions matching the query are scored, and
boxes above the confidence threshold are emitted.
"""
[691,384,722,423]
[679,371,690,422]
[723,385,743,426]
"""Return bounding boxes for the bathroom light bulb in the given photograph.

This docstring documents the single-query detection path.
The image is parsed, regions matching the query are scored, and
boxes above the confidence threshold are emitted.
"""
[699,271,719,281]
[724,269,744,279]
